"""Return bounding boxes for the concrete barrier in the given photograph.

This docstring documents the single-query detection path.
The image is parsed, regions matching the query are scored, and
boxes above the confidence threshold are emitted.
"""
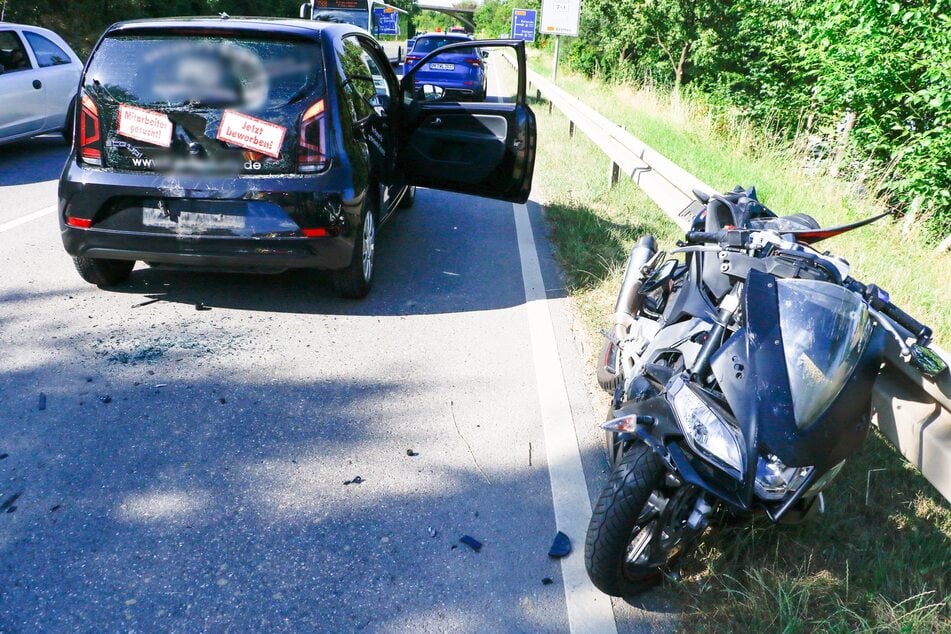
[511,55,951,502]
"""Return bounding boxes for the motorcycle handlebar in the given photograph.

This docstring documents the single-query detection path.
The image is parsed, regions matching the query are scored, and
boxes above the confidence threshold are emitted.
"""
[849,281,933,345]
[685,231,721,244]
[880,301,932,345]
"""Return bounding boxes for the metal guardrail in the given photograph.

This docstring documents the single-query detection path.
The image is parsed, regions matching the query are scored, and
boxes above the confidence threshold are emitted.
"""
[510,56,951,503]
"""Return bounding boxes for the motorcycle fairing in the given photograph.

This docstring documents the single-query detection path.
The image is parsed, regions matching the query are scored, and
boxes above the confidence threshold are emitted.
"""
[718,269,885,478]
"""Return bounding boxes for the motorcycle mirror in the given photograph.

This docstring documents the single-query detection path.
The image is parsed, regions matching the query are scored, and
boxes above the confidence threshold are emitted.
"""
[909,344,949,377]
[640,259,678,294]
[692,189,710,204]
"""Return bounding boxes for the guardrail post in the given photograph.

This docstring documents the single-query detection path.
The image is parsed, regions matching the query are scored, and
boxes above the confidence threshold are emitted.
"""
[569,121,575,138]
[548,101,553,115]
[609,162,620,189]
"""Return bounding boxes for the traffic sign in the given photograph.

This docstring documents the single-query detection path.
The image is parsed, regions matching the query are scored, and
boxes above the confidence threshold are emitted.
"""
[540,0,580,36]
[373,7,399,35]
[510,9,537,42]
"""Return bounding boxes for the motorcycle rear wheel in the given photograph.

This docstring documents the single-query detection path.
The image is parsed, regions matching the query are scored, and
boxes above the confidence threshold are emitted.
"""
[596,339,622,393]
[585,443,701,596]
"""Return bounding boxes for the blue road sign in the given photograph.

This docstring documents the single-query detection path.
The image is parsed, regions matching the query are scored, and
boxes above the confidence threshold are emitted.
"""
[510,8,536,42]
[374,7,400,35]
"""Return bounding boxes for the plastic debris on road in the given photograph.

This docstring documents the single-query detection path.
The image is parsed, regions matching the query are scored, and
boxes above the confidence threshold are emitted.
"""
[459,535,482,552]
[548,531,571,558]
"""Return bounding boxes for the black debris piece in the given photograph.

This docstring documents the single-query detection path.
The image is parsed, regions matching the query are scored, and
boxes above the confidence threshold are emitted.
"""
[0,453,8,460]
[99,395,112,404]
[85,377,94,382]
[50,505,62,512]
[450,544,458,550]
[428,527,438,538]
[542,577,554,586]
[195,303,212,311]
[459,535,482,553]
[37,393,47,411]
[343,476,364,485]
[548,531,571,558]
[219,398,227,404]
[132,298,161,308]
[406,449,419,457]
[0,492,21,513]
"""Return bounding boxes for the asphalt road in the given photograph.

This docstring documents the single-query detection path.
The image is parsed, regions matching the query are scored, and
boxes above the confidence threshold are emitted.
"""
[0,131,676,630]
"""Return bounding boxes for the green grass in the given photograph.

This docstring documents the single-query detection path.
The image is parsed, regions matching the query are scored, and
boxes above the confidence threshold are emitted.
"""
[524,73,951,632]
[528,51,951,347]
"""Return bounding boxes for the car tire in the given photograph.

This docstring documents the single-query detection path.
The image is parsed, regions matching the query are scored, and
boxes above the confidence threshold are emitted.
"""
[333,193,377,299]
[397,185,416,210]
[72,256,134,287]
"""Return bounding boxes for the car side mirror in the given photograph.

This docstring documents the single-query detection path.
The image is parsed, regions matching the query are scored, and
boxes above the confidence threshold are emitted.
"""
[415,84,446,102]
[480,50,489,59]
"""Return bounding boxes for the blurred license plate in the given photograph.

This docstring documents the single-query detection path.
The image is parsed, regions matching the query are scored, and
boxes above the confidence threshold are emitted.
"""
[143,207,245,231]
[429,63,454,70]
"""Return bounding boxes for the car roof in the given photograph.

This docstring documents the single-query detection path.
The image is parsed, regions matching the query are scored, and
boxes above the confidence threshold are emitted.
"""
[104,16,364,41]
[415,32,471,40]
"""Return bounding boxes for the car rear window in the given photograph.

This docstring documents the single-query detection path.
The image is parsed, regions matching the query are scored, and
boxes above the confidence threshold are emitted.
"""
[412,36,472,54]
[84,33,325,110]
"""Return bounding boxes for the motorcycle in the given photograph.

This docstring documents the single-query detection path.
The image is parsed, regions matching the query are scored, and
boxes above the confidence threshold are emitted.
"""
[584,186,948,597]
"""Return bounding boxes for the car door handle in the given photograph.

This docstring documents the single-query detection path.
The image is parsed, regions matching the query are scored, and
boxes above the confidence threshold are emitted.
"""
[430,117,443,128]
[32,80,42,90]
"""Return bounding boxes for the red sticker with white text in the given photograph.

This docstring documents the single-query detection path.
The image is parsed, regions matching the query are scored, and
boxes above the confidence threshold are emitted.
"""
[117,104,173,147]
[216,111,286,159]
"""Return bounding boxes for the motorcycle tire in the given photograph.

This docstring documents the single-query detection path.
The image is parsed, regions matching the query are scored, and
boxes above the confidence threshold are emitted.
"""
[596,339,622,393]
[585,443,666,596]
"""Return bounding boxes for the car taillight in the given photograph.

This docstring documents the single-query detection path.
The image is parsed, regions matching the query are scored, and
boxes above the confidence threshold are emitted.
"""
[78,93,102,166]
[298,98,329,173]
[66,217,93,229]
[405,55,420,65]
[463,57,481,67]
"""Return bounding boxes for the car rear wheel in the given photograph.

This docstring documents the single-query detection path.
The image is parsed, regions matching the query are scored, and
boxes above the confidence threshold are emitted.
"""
[397,185,416,210]
[72,256,134,287]
[333,195,377,299]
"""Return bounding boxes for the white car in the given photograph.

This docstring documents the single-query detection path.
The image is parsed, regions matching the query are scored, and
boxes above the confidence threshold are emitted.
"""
[0,23,82,145]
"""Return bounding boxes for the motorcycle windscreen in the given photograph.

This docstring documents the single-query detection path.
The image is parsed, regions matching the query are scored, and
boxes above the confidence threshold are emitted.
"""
[776,279,873,430]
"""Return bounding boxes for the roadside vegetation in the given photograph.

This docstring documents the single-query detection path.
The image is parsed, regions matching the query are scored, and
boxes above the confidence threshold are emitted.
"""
[523,59,951,632]
[482,0,951,243]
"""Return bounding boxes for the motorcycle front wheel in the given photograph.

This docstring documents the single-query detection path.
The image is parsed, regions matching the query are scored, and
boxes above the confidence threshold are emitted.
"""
[585,443,703,596]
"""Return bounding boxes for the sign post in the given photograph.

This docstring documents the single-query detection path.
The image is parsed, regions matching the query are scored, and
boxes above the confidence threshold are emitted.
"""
[373,6,400,36]
[540,0,580,81]
[510,9,537,42]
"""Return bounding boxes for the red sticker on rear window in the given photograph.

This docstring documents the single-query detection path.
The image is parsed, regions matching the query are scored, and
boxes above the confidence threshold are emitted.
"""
[117,104,173,148]
[216,111,286,159]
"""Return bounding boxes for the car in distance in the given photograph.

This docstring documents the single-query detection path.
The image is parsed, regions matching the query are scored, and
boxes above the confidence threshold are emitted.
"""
[0,23,82,145]
[402,32,486,101]
[59,18,536,298]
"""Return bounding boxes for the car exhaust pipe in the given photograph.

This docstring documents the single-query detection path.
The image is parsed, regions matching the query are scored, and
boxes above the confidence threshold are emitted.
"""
[612,235,657,340]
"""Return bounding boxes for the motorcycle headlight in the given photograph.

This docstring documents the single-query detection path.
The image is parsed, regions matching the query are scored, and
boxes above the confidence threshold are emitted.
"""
[670,378,744,475]
[754,454,814,500]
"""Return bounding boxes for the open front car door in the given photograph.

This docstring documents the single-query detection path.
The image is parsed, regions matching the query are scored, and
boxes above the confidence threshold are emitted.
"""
[396,40,536,203]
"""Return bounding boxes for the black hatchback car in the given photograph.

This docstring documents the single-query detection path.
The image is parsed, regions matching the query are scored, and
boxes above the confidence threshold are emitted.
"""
[59,18,536,297]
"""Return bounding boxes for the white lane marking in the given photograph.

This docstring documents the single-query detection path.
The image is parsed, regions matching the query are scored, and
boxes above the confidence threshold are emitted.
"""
[513,202,618,634]
[0,204,57,234]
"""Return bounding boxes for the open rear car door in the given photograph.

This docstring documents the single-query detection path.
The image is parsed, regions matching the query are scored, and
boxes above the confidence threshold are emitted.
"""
[396,40,536,203]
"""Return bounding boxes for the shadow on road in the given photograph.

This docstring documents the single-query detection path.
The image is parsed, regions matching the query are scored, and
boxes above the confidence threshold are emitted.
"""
[99,190,564,316]
[0,135,69,187]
